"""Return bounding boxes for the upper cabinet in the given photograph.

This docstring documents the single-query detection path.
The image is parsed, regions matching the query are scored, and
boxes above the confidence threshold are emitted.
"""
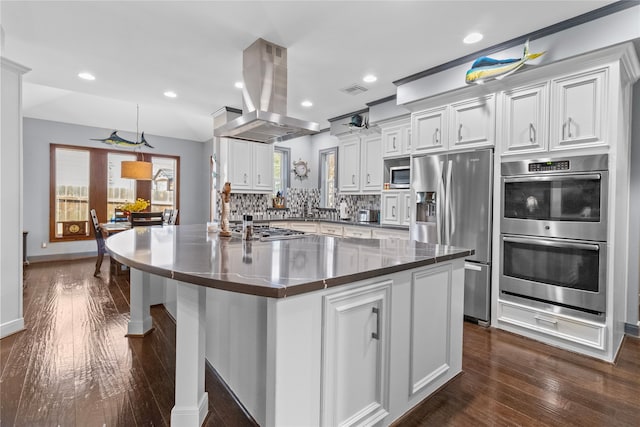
[219,138,273,193]
[500,67,608,156]
[549,67,607,151]
[338,134,382,194]
[381,117,412,158]
[412,95,495,154]
[500,82,549,155]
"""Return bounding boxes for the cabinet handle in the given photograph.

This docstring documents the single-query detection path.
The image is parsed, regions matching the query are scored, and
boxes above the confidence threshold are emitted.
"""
[567,117,573,138]
[392,206,396,217]
[371,306,380,340]
[392,136,397,149]
[529,123,535,143]
[257,174,261,184]
[434,128,440,144]
[244,173,247,184]
[367,173,371,184]
[352,174,355,185]
[458,123,463,141]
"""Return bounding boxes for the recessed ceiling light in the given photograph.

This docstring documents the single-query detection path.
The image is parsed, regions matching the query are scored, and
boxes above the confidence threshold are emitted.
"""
[164,91,177,98]
[463,32,483,44]
[301,100,313,107]
[78,72,95,81]
[363,74,377,83]
[234,81,244,89]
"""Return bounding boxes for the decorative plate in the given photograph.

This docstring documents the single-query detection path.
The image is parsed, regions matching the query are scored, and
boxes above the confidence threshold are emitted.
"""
[292,159,310,180]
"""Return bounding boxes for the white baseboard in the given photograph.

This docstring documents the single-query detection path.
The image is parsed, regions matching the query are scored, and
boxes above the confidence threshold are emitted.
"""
[1,317,25,339]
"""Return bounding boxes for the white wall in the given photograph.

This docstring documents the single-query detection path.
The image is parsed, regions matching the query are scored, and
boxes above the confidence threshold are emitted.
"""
[274,134,316,189]
[23,118,209,259]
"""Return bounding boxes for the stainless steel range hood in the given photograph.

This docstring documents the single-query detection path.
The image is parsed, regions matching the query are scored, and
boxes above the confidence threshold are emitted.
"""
[214,38,320,143]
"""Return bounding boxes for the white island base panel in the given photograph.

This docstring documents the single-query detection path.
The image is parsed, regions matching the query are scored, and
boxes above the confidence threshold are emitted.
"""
[206,259,465,427]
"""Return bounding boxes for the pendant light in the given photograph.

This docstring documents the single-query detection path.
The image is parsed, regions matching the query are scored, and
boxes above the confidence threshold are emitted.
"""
[121,104,153,180]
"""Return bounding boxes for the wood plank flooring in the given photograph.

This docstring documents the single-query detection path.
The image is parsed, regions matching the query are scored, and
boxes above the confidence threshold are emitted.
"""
[1,258,639,426]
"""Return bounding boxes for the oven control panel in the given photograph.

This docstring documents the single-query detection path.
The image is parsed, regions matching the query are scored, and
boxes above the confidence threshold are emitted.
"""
[528,160,570,172]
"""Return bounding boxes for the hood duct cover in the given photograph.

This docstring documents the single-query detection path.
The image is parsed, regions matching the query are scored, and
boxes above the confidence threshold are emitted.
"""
[214,38,320,143]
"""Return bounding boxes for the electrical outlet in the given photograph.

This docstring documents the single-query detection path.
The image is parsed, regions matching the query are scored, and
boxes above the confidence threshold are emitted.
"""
[41,242,47,248]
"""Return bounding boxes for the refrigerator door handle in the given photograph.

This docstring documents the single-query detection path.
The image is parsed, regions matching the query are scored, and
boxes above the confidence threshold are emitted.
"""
[446,159,455,244]
[436,160,445,244]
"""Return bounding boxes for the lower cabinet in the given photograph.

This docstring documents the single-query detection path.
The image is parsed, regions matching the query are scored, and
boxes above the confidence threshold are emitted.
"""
[381,191,411,226]
[321,281,391,427]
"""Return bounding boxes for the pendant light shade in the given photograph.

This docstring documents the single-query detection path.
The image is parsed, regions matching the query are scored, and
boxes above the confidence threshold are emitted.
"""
[121,160,152,180]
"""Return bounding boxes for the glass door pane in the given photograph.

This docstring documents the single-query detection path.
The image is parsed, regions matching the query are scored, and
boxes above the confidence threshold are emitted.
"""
[151,157,177,212]
[107,153,137,221]
[55,148,90,237]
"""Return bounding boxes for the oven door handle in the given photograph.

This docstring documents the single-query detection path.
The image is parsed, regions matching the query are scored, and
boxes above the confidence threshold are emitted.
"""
[503,236,600,251]
[503,173,601,183]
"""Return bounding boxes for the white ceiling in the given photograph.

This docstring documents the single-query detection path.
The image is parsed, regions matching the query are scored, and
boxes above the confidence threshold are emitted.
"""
[1,1,616,142]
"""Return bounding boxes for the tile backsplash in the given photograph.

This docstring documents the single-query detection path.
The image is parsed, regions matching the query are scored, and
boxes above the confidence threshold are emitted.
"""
[217,188,380,221]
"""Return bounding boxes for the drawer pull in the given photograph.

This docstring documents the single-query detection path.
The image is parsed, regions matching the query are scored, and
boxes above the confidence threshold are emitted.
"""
[534,315,558,326]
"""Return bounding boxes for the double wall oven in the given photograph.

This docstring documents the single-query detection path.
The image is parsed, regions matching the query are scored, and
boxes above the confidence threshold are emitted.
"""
[500,154,608,320]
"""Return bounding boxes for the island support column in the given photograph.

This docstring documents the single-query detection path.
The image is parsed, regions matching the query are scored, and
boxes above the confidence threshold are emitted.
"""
[171,281,208,426]
[127,268,153,336]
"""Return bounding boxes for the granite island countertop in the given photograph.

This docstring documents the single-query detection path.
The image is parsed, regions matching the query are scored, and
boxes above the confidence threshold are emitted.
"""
[106,224,473,298]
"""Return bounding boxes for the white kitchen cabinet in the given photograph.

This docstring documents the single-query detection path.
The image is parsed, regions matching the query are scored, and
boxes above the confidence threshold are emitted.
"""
[287,221,318,234]
[220,138,274,193]
[361,134,383,192]
[549,67,607,150]
[412,94,494,154]
[321,281,391,427]
[412,106,447,153]
[338,134,381,194]
[450,94,495,149]
[500,82,549,156]
[253,142,274,191]
[381,191,410,226]
[381,117,412,158]
[338,136,360,192]
[402,192,412,226]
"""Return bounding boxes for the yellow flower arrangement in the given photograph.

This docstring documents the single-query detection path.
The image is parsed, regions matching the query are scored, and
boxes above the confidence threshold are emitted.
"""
[119,198,150,213]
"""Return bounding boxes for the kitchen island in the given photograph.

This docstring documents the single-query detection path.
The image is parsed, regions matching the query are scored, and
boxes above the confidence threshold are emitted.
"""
[106,224,472,427]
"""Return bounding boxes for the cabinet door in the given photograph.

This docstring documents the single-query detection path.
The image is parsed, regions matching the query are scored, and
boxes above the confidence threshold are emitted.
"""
[361,135,382,192]
[401,192,412,226]
[412,107,447,153]
[382,126,403,157]
[227,139,252,190]
[339,138,361,192]
[550,68,606,150]
[450,94,495,149]
[501,82,548,155]
[322,281,391,427]
[381,193,400,225]
[253,143,273,192]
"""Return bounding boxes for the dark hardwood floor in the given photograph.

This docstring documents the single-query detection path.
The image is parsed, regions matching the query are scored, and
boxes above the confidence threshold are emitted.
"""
[1,258,639,426]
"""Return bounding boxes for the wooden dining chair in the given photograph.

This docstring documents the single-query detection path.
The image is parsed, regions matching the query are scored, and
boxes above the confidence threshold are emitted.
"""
[168,208,179,225]
[90,209,127,277]
[130,211,164,227]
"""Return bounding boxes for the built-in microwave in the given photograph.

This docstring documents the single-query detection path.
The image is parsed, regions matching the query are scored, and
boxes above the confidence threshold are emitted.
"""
[389,166,410,189]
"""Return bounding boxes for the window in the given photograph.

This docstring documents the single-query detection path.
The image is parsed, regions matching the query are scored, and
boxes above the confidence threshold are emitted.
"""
[319,148,337,208]
[273,147,290,194]
[50,144,180,241]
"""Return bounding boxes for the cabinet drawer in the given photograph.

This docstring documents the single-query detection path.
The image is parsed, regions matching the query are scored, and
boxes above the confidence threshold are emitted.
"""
[320,223,343,236]
[343,226,372,239]
[371,228,409,240]
[288,222,318,233]
[498,300,605,349]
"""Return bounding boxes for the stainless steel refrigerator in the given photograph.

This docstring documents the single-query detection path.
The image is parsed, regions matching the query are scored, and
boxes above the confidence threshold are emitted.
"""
[410,149,493,324]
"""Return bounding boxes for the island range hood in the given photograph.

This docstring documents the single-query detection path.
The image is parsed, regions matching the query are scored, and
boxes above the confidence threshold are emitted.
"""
[214,38,320,143]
